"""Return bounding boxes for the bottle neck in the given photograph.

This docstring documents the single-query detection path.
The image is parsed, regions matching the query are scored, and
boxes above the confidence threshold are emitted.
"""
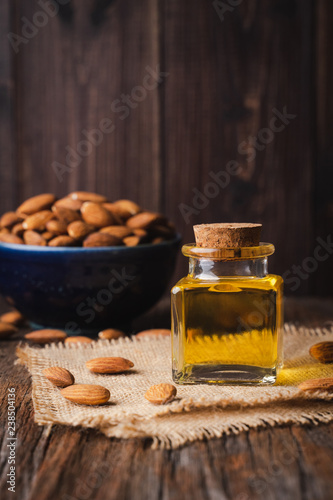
[188,257,268,280]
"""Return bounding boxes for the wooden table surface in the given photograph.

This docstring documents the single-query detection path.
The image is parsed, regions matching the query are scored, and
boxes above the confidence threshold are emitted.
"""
[0,297,333,500]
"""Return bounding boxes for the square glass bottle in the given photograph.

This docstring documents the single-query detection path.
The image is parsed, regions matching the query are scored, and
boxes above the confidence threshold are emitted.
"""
[171,223,283,385]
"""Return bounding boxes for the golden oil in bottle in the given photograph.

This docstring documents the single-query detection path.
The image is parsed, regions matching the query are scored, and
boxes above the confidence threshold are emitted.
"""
[171,223,283,384]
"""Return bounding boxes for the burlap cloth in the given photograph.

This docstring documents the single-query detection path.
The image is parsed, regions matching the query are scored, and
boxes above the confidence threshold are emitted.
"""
[17,323,333,449]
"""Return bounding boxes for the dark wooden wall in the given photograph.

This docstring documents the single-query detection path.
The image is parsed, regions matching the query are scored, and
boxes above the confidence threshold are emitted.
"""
[0,0,332,295]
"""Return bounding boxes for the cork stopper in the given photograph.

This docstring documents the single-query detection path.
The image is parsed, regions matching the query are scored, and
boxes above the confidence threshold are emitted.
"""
[193,223,262,249]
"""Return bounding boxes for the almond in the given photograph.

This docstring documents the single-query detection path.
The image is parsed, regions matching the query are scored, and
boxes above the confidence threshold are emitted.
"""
[0,310,25,326]
[145,383,177,405]
[24,329,67,344]
[61,384,110,405]
[0,211,22,228]
[102,204,123,224]
[114,199,141,214]
[83,232,122,248]
[54,197,83,211]
[86,356,134,374]
[152,237,164,244]
[52,205,81,224]
[309,342,333,364]
[0,233,24,244]
[98,328,125,340]
[100,225,133,238]
[43,367,75,387]
[23,230,47,246]
[123,235,141,247]
[0,322,18,339]
[136,329,171,338]
[298,378,333,393]
[65,336,93,344]
[106,200,141,220]
[70,191,108,203]
[42,231,55,241]
[46,219,68,235]
[133,228,148,238]
[67,221,95,240]
[17,194,56,215]
[12,223,25,237]
[0,228,10,234]
[48,235,76,247]
[126,211,166,229]
[81,202,115,228]
[22,210,54,231]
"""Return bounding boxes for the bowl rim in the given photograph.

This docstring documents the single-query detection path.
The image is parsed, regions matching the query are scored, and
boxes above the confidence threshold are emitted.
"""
[0,233,182,252]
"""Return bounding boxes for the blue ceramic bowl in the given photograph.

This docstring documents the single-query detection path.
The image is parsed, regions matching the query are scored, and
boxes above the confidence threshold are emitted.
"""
[0,236,181,334]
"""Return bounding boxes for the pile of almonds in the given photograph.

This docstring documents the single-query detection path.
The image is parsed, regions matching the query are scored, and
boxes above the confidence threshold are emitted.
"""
[0,192,176,247]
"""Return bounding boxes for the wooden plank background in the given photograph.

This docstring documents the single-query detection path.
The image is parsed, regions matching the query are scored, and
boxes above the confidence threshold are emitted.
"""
[0,0,332,295]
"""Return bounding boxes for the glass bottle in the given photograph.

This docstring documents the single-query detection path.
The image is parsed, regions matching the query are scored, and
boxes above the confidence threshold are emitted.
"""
[171,223,283,385]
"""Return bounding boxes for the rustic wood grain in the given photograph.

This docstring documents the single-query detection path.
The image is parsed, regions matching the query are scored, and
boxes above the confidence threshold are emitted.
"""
[0,0,332,293]
[0,297,333,500]
[162,0,315,292]
[12,0,161,210]
[314,0,333,295]
[0,0,17,211]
